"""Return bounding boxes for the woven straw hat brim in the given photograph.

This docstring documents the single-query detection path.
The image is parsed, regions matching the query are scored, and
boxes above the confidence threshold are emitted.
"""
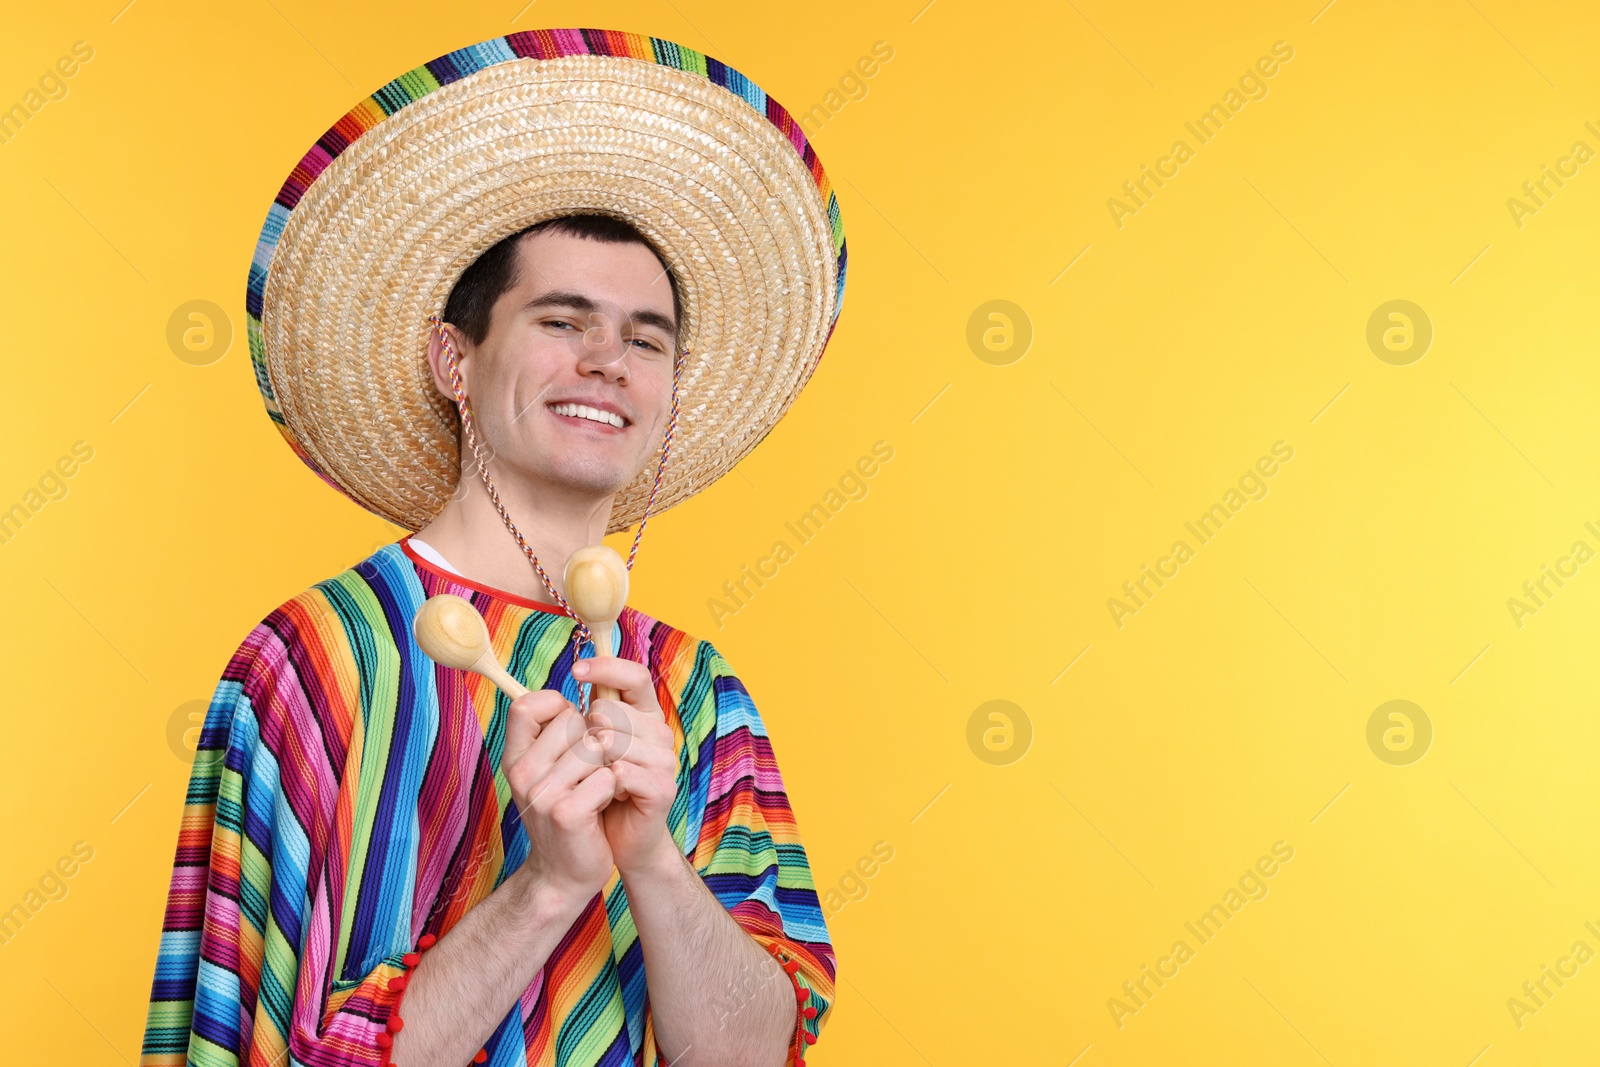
[249,31,846,535]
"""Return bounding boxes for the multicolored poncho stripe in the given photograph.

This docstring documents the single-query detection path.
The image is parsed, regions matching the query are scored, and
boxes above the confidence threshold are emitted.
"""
[137,539,835,1066]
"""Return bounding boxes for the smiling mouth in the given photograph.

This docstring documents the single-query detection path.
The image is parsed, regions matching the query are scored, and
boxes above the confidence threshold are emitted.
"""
[548,402,629,429]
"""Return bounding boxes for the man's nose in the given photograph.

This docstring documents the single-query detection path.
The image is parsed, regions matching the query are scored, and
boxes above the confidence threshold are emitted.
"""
[577,318,629,376]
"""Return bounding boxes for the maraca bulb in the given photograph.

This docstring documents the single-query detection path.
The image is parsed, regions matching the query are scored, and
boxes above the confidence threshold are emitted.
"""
[413,594,491,669]
[563,545,629,622]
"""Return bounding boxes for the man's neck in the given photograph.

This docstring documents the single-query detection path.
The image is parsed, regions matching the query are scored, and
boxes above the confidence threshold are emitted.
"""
[412,476,614,605]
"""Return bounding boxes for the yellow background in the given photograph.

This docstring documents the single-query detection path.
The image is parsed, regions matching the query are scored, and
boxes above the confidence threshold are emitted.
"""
[2,1,1598,1063]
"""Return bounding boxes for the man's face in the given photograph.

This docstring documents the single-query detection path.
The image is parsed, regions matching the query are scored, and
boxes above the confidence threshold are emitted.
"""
[443,231,678,506]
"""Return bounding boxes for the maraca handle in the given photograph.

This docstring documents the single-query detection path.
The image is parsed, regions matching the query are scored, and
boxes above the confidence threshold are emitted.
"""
[473,653,529,701]
[588,623,620,704]
[579,621,627,801]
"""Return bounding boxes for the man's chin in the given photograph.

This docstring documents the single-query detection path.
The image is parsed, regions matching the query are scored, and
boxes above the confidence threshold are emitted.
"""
[498,448,650,499]
[541,465,645,499]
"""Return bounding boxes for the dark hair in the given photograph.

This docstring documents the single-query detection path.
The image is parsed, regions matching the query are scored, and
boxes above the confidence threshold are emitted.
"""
[441,213,682,348]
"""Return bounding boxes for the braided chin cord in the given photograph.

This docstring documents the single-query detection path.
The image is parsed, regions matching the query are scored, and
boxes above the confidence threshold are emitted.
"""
[426,314,686,707]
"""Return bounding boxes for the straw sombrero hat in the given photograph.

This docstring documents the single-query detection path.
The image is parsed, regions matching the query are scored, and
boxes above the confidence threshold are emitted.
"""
[247,28,847,535]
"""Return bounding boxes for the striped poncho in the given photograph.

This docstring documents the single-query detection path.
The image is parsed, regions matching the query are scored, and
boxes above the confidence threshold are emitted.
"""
[138,537,835,1066]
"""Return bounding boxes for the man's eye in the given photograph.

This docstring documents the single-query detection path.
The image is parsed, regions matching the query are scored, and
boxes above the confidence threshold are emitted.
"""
[629,338,664,353]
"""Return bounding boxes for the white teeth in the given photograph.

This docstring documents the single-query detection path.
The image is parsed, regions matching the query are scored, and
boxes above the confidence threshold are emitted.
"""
[550,402,624,428]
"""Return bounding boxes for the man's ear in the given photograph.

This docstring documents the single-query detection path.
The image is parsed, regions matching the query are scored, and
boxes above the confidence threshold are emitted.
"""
[425,322,471,401]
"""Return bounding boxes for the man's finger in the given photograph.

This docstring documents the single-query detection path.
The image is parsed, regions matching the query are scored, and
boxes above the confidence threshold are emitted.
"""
[609,757,672,808]
[511,716,610,814]
[502,690,570,766]
[567,761,618,815]
[591,698,675,754]
[573,656,659,714]
[599,729,678,779]
[585,699,640,760]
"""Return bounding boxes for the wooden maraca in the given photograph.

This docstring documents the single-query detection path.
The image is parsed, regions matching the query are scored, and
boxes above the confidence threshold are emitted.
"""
[561,544,630,703]
[412,547,631,798]
[410,545,627,704]
[412,594,529,700]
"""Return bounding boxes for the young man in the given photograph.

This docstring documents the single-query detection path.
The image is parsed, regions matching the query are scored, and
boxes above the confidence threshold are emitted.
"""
[138,29,847,1067]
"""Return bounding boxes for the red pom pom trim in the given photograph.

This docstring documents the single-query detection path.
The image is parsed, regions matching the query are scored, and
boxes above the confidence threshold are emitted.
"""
[764,940,816,1066]
[379,932,492,1067]
[380,932,446,1067]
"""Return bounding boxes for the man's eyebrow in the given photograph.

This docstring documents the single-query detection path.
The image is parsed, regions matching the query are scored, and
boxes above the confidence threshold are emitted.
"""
[521,289,676,336]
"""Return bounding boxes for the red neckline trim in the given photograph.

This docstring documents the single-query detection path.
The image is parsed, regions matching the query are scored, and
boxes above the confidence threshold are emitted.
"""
[399,535,573,617]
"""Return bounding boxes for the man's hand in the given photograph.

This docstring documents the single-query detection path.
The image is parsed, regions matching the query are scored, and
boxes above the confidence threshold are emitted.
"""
[387,689,613,1067]
[501,689,619,904]
[573,656,682,875]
